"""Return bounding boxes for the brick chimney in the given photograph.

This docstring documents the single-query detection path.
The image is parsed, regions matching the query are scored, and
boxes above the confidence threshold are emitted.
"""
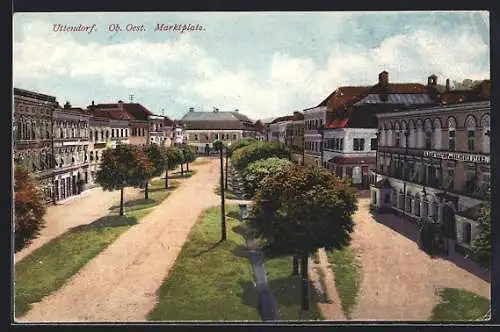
[64,101,71,109]
[427,74,438,89]
[445,78,450,92]
[378,71,389,102]
[118,100,124,109]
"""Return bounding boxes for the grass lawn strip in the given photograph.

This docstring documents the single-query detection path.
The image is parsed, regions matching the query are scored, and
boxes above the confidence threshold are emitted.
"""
[430,288,490,321]
[264,256,323,320]
[325,247,361,319]
[147,205,260,321]
[15,180,175,318]
[214,184,239,200]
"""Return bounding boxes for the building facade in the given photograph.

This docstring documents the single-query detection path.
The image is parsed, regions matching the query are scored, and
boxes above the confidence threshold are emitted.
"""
[324,128,377,188]
[52,103,90,202]
[88,115,111,186]
[13,88,58,203]
[370,101,490,255]
[303,104,328,167]
[181,108,257,154]
[149,114,165,145]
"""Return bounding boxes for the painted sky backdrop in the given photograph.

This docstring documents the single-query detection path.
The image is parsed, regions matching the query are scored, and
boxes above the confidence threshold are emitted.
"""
[13,11,489,120]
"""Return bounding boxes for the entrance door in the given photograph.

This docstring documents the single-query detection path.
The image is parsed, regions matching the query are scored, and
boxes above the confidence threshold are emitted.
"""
[54,180,59,201]
[72,175,77,195]
[442,205,457,240]
[66,177,71,198]
[61,180,66,200]
[362,166,369,189]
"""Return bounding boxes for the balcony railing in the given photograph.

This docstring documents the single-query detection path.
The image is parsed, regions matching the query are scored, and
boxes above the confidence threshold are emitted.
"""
[375,169,488,200]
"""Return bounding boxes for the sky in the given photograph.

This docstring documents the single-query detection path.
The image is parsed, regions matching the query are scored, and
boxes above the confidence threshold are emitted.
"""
[13,11,490,121]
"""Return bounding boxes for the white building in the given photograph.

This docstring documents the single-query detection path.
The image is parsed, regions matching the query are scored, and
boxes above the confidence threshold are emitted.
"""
[324,128,377,187]
[303,104,327,166]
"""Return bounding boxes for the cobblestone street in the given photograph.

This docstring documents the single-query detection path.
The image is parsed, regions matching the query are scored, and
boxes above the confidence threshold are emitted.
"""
[348,198,490,321]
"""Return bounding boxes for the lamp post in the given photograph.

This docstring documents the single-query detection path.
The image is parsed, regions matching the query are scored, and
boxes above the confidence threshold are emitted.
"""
[225,142,231,190]
[375,128,381,184]
[319,125,325,168]
[215,140,227,241]
[181,142,186,177]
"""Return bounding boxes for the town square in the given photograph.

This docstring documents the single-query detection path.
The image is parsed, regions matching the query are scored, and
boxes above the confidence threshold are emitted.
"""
[12,11,491,322]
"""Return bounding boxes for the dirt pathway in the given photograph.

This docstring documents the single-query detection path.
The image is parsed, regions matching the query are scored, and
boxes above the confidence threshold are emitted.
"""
[18,158,250,322]
[310,249,346,320]
[15,186,142,263]
[349,198,490,321]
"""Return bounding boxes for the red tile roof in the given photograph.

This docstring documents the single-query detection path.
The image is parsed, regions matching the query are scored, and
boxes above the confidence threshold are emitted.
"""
[326,86,371,110]
[325,119,349,129]
[91,109,133,120]
[440,80,490,105]
[163,116,174,126]
[90,102,154,121]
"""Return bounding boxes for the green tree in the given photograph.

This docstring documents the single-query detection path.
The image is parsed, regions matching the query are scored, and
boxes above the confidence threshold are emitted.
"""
[184,145,197,173]
[248,165,358,311]
[243,157,294,197]
[473,189,491,269]
[230,139,257,152]
[14,165,47,252]
[231,141,291,171]
[164,147,184,189]
[96,144,153,216]
[143,144,167,200]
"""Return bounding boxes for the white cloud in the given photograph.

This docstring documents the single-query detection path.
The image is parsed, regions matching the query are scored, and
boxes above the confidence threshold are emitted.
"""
[13,19,489,120]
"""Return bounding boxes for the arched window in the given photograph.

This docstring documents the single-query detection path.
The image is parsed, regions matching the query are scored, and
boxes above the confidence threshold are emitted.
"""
[447,117,456,151]
[106,130,109,139]
[94,130,98,141]
[408,120,416,148]
[101,130,104,141]
[481,114,490,153]
[424,119,433,150]
[112,129,115,138]
[401,121,408,148]
[465,115,477,152]
[394,121,401,147]
[433,119,442,150]
[416,120,424,148]
[414,193,421,217]
[405,191,412,213]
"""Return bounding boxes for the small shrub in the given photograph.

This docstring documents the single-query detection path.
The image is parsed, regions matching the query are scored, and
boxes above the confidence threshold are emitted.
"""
[231,141,291,171]
[14,165,47,252]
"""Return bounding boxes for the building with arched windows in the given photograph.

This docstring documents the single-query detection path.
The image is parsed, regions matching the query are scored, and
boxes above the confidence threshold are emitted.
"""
[13,88,58,203]
[371,100,490,257]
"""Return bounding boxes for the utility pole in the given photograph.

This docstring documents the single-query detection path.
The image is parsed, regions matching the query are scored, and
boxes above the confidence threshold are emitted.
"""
[129,94,134,103]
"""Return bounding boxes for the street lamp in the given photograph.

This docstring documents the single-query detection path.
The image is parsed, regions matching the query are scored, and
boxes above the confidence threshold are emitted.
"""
[214,140,227,241]
[319,125,325,168]
[374,128,381,184]
[225,142,231,190]
[181,142,187,176]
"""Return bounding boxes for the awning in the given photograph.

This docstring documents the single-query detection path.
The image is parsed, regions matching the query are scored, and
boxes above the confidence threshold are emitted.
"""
[328,156,376,165]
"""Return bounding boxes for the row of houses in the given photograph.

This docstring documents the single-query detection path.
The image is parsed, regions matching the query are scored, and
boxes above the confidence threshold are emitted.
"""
[13,88,187,204]
[262,71,491,258]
